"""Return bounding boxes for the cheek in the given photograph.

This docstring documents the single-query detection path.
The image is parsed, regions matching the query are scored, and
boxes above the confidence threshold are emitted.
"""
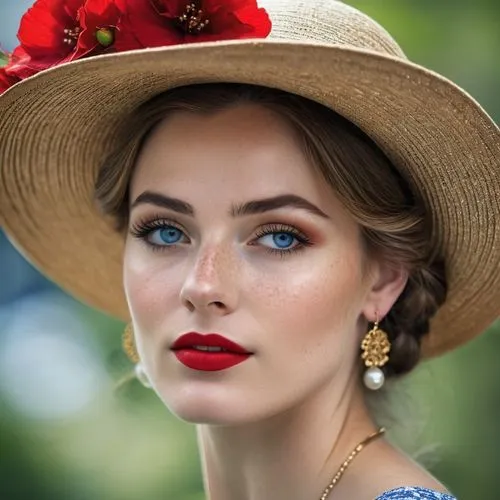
[123,246,181,331]
[256,250,365,358]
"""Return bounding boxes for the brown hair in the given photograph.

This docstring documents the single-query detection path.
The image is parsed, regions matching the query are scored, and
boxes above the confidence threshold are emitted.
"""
[95,83,446,378]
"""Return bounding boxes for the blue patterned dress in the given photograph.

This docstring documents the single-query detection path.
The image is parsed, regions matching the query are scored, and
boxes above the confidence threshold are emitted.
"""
[377,486,456,499]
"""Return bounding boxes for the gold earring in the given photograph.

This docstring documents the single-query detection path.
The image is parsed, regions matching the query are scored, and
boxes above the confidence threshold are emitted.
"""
[122,323,140,364]
[361,316,391,390]
[123,324,153,389]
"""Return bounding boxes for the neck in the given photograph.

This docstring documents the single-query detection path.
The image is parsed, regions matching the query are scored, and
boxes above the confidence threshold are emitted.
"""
[197,379,379,500]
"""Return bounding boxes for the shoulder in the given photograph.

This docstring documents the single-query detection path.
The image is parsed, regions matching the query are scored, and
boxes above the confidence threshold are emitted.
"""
[376,486,457,499]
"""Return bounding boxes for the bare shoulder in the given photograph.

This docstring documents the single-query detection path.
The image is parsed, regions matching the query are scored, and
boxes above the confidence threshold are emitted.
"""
[371,441,449,491]
[336,439,453,499]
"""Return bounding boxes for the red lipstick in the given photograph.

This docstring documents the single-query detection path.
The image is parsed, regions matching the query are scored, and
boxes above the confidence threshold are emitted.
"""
[171,332,252,371]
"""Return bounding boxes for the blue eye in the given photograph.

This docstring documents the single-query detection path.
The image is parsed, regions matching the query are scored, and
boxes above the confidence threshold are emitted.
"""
[259,232,297,249]
[129,219,190,249]
[149,226,185,246]
[254,224,313,255]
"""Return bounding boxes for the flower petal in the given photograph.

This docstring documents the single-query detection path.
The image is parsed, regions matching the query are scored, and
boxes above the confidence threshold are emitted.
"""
[230,5,272,37]
[117,0,182,49]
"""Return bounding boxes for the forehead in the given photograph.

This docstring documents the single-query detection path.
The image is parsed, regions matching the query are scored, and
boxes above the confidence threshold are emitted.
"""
[130,103,335,204]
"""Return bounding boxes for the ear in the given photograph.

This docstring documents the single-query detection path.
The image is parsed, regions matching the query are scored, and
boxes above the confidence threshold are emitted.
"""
[362,260,408,321]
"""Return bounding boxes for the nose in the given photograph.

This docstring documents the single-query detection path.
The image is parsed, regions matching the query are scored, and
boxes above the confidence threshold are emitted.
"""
[180,242,238,316]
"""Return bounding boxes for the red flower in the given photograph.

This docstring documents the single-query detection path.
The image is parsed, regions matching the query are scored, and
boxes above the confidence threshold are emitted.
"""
[75,0,138,58]
[118,0,271,48]
[0,0,82,95]
[17,0,85,68]
[17,0,132,65]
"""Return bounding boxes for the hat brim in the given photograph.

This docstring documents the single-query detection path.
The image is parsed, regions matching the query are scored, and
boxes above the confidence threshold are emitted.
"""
[1,40,499,357]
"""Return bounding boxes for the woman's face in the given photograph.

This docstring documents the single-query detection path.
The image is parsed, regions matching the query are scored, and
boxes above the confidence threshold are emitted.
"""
[124,103,404,424]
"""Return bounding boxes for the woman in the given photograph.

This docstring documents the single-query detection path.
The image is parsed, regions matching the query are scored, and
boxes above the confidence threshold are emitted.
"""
[0,0,498,498]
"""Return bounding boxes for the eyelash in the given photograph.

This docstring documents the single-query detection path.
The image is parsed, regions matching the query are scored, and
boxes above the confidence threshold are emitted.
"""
[129,216,313,257]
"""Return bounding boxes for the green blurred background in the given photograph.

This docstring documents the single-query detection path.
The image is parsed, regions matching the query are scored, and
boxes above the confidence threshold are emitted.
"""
[0,1,499,499]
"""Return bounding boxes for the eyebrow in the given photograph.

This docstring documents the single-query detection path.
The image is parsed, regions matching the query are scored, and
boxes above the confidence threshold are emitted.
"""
[131,191,330,219]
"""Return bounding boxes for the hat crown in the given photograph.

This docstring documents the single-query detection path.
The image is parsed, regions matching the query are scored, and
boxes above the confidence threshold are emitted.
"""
[261,0,406,58]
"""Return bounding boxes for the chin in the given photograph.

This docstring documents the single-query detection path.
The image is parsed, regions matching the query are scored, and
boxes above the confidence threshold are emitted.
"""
[174,409,237,426]
[156,385,273,426]
[165,397,257,425]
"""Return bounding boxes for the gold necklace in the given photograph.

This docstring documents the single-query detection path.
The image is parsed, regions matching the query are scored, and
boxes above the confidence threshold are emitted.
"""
[319,427,386,500]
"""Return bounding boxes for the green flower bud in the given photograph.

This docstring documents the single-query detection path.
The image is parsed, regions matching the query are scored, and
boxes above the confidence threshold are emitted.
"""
[0,51,9,68]
[96,28,115,47]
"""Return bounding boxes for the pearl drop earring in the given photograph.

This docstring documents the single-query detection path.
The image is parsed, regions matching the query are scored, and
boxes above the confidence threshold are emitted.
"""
[134,363,153,389]
[361,316,391,390]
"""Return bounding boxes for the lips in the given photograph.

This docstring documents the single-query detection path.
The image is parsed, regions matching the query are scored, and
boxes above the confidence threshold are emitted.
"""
[171,332,252,371]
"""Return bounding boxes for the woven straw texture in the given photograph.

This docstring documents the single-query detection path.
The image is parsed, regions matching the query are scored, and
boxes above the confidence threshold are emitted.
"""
[0,0,499,357]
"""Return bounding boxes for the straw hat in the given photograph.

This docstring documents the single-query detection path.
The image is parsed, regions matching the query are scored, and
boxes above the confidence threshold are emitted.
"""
[0,0,499,358]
